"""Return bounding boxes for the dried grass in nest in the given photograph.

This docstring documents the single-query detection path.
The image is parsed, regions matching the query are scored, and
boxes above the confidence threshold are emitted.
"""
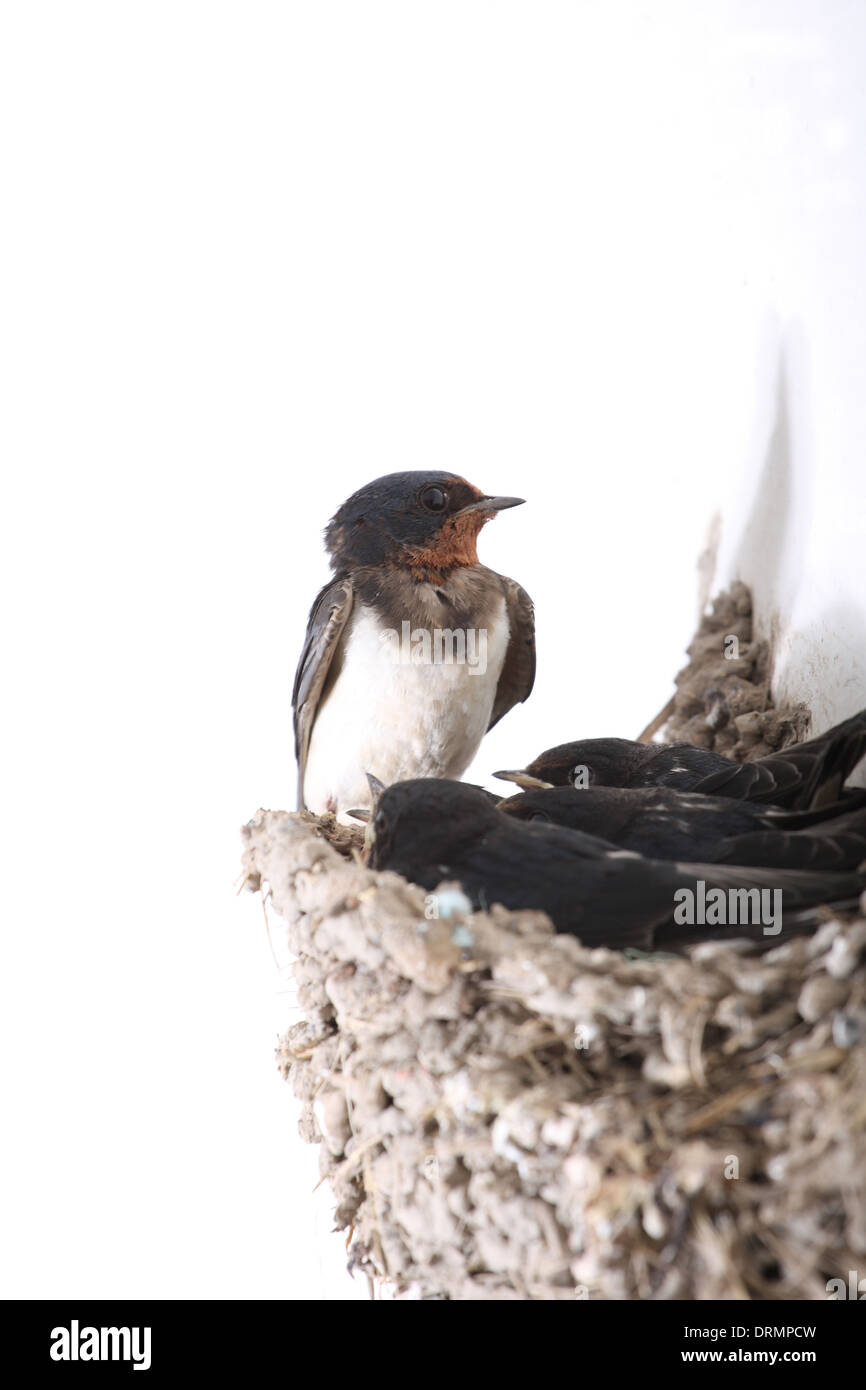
[241,586,866,1300]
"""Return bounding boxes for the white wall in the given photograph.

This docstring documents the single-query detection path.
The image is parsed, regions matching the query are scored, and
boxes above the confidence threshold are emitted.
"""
[703,10,866,766]
[2,2,864,1300]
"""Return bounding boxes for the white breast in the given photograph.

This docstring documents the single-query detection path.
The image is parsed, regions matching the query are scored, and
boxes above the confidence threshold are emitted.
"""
[302,600,510,818]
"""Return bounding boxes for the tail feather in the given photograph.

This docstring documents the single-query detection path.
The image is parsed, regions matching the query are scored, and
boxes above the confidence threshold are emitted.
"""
[694,706,866,809]
[716,803,866,872]
[655,857,866,948]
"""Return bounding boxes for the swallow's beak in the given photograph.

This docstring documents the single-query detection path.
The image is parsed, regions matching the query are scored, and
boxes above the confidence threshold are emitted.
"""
[346,808,370,823]
[492,768,553,791]
[458,495,525,516]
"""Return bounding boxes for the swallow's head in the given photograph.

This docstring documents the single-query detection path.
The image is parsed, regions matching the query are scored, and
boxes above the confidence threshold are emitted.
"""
[365,778,499,872]
[495,738,658,791]
[497,788,568,825]
[325,471,524,575]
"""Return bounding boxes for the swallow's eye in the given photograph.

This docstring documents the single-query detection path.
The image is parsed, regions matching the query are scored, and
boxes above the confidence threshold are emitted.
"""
[420,485,448,512]
[530,811,550,823]
[375,810,387,830]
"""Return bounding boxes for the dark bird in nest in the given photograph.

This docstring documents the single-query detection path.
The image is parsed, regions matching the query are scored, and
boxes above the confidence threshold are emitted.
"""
[493,707,866,810]
[366,779,866,952]
[498,783,866,871]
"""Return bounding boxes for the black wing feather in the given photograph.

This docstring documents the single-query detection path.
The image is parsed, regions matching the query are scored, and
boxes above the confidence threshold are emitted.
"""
[292,576,354,809]
[488,577,535,731]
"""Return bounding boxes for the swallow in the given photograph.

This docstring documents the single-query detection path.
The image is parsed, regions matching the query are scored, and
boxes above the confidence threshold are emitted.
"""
[494,706,866,810]
[499,784,866,871]
[293,471,535,818]
[348,779,502,821]
[366,779,866,951]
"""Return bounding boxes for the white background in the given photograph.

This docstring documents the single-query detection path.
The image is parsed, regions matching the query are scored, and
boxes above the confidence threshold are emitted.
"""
[2,2,865,1298]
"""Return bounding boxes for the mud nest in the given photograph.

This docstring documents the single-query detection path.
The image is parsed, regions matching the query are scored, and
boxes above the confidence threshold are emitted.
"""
[241,585,866,1300]
[661,580,811,755]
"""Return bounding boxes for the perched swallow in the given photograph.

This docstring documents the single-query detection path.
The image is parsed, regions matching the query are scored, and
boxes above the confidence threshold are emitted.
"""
[494,707,866,810]
[499,784,866,871]
[367,779,866,951]
[293,472,535,818]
